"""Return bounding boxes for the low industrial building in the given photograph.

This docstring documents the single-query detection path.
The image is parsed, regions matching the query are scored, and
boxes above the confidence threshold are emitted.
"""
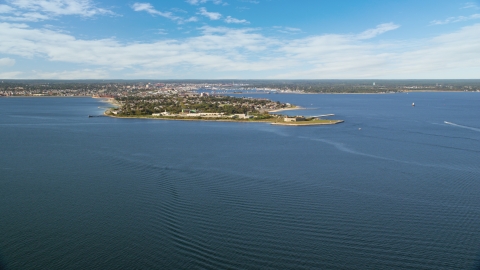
[232,114,253,119]
[284,116,306,122]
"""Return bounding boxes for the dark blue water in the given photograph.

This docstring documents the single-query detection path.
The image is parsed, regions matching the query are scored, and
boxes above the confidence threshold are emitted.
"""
[1,93,479,269]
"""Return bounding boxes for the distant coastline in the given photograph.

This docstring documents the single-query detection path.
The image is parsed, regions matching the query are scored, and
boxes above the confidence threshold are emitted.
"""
[1,90,477,99]
[286,90,475,95]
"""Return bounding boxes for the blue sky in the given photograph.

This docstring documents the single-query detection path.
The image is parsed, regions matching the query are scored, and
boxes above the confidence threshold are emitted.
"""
[0,0,479,79]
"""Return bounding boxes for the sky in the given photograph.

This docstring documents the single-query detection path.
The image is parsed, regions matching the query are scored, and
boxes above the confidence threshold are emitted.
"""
[0,0,479,79]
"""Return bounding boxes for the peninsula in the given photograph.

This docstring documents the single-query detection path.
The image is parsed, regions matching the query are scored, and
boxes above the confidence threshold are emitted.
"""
[105,92,343,126]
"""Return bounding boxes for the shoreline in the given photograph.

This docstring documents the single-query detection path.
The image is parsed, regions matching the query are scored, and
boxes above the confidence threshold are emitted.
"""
[103,112,343,125]
[301,90,476,94]
[103,112,271,123]
[271,120,344,126]
[101,97,121,107]
[267,106,304,113]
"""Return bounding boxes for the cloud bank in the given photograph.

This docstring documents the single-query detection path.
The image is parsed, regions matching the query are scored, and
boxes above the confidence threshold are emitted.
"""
[0,21,479,79]
[0,57,15,66]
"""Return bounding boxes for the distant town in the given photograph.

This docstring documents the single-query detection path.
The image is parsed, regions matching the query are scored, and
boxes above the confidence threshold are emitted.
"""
[1,79,480,97]
[112,93,292,116]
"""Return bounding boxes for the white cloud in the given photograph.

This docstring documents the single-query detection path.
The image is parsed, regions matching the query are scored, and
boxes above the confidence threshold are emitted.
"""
[0,12,50,22]
[171,8,187,13]
[274,23,480,79]
[0,0,113,22]
[0,71,22,78]
[6,0,113,17]
[157,29,167,35]
[0,4,15,13]
[274,26,302,34]
[0,22,278,73]
[132,2,196,24]
[0,57,15,66]
[430,14,480,25]
[186,0,226,5]
[224,16,248,24]
[0,22,479,79]
[0,68,109,79]
[284,27,301,32]
[132,3,176,18]
[30,69,109,79]
[185,16,198,22]
[186,0,206,5]
[461,2,479,9]
[356,23,400,39]
[198,7,222,20]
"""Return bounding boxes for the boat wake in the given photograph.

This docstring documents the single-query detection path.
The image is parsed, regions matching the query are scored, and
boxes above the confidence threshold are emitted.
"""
[299,136,480,173]
[444,121,480,132]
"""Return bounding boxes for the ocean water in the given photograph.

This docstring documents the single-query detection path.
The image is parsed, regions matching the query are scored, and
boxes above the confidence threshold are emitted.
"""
[0,93,479,269]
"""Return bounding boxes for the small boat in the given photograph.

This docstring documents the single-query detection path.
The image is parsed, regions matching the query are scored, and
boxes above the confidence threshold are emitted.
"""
[88,115,93,118]
[412,102,415,107]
